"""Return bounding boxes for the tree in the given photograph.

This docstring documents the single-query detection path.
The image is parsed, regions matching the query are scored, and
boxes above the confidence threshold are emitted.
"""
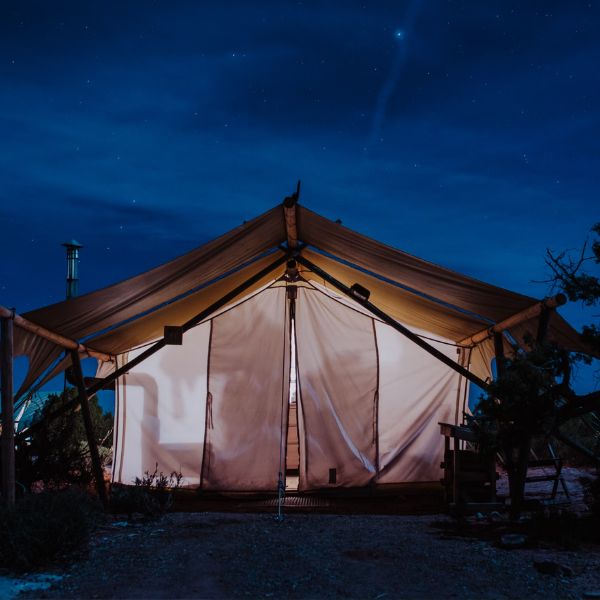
[478,223,599,517]
[15,388,113,491]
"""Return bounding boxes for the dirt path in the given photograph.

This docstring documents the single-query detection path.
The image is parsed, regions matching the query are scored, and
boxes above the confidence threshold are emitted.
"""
[21,512,600,599]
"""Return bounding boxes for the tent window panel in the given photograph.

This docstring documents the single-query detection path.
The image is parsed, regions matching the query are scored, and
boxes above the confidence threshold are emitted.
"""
[113,322,211,488]
[295,288,378,490]
[375,320,461,483]
[201,287,290,492]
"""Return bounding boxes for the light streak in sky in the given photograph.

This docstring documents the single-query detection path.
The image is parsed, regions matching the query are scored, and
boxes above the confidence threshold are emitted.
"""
[366,0,423,152]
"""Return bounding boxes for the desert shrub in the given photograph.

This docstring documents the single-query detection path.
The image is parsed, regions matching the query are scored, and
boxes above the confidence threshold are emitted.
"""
[0,489,102,571]
[583,474,600,517]
[110,464,183,519]
[527,508,583,549]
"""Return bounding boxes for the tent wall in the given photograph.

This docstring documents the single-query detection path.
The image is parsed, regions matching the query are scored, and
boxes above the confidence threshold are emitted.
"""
[113,322,211,487]
[113,283,468,490]
[294,285,465,488]
[375,321,462,483]
[294,287,378,490]
[201,287,290,491]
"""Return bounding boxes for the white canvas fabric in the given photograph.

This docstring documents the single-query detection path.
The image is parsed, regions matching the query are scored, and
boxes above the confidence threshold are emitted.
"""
[113,322,211,487]
[113,281,469,489]
[293,284,465,488]
[294,287,379,490]
[375,320,462,483]
[201,286,290,491]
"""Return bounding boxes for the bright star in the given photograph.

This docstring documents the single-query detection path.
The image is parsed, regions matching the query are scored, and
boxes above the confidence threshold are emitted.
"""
[395,30,404,40]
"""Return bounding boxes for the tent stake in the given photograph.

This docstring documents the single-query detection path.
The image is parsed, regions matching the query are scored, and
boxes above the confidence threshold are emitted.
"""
[296,254,492,392]
[1,314,15,507]
[70,350,109,508]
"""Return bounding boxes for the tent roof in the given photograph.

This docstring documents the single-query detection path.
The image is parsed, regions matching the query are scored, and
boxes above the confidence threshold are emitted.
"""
[12,199,588,397]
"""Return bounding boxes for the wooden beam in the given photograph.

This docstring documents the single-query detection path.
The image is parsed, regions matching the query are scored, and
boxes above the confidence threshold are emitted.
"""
[493,332,506,379]
[1,315,15,507]
[296,254,492,392]
[70,350,108,508]
[459,294,567,347]
[20,252,289,436]
[0,305,112,362]
[282,180,301,249]
[536,306,551,343]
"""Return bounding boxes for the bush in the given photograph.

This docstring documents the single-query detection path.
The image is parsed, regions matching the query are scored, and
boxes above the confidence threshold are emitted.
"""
[110,464,183,519]
[0,489,102,571]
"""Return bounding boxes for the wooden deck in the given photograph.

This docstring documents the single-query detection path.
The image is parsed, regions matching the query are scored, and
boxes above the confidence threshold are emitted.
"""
[171,482,446,515]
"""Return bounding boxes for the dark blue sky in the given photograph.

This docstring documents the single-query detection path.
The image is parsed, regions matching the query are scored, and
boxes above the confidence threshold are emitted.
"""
[1,1,598,339]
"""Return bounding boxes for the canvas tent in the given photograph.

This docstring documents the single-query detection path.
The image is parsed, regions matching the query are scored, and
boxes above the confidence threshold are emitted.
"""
[4,196,590,494]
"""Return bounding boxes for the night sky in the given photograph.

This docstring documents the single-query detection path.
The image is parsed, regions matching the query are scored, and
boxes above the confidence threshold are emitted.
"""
[1,2,598,390]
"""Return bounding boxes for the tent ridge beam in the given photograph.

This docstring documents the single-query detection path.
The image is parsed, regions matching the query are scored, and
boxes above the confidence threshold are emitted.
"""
[459,294,567,347]
[0,305,112,362]
[296,254,492,392]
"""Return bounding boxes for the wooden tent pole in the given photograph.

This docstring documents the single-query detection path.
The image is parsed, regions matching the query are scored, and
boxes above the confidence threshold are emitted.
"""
[1,314,15,507]
[21,252,289,435]
[0,305,112,362]
[536,306,551,343]
[296,254,492,392]
[493,332,506,379]
[459,294,566,347]
[282,181,301,249]
[70,350,108,508]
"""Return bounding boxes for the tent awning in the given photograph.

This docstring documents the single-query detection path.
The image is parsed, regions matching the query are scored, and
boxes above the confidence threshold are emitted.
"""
[10,200,590,397]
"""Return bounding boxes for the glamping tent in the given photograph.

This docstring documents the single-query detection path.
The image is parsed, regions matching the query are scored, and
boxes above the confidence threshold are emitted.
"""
[5,193,588,495]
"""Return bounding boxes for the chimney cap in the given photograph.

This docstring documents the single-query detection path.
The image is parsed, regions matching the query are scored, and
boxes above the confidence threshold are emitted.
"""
[61,239,83,249]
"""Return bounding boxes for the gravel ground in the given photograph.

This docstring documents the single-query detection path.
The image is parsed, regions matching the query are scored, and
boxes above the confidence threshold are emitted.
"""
[19,511,600,600]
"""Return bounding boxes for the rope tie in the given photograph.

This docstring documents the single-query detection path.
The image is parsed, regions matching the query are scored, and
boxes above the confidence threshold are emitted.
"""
[206,392,214,429]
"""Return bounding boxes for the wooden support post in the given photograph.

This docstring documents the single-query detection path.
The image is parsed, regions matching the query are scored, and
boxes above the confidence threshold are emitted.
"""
[70,350,108,509]
[536,306,551,343]
[493,331,506,379]
[1,315,15,507]
[296,254,492,392]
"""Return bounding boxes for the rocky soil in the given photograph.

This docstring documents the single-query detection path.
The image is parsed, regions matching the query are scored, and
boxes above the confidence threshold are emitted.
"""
[18,510,600,599]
